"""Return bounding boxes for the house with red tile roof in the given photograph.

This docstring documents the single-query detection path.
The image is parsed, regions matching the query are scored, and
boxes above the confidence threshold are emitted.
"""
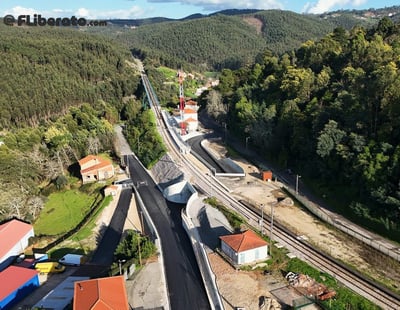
[181,107,198,133]
[73,275,129,309]
[219,230,269,265]
[185,99,199,112]
[79,155,115,184]
[0,219,34,271]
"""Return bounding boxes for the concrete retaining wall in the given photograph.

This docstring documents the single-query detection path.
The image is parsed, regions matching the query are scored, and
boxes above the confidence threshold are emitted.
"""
[163,180,197,204]
[182,196,225,310]
[200,139,245,177]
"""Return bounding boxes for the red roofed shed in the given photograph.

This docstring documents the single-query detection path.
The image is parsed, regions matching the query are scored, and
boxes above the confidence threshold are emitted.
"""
[220,230,268,265]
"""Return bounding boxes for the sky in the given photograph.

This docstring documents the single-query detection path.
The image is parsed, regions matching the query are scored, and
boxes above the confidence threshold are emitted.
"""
[1,0,399,20]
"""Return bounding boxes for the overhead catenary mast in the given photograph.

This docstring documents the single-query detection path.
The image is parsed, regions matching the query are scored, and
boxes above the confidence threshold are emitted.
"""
[178,69,186,135]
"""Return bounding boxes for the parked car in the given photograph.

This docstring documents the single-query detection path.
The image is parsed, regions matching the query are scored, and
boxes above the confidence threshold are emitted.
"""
[58,254,86,266]
[35,262,66,274]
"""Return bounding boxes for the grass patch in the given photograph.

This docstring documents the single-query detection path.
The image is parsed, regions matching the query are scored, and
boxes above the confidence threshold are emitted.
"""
[225,145,240,159]
[34,190,96,236]
[204,71,219,79]
[284,258,380,310]
[72,195,113,241]
[156,66,177,81]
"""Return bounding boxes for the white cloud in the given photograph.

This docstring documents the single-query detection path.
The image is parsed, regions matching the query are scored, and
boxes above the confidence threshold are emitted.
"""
[2,6,145,20]
[149,0,283,11]
[75,8,91,18]
[4,6,38,16]
[73,6,144,19]
[303,0,367,14]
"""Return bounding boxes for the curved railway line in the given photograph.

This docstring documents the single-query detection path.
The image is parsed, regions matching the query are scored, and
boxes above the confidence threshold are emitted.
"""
[141,73,400,309]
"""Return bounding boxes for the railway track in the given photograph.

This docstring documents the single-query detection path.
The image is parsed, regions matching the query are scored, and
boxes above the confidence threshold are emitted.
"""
[141,73,400,309]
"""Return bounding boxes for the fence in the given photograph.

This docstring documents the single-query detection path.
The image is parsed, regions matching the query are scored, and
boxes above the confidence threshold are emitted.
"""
[32,193,103,254]
[285,187,400,262]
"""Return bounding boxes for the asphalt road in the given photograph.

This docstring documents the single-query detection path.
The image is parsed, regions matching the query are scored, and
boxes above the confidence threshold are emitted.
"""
[187,134,224,173]
[126,154,210,310]
[90,189,132,266]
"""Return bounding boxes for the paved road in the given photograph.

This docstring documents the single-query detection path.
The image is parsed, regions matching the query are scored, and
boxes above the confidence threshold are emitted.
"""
[126,154,210,310]
[90,188,132,266]
[187,134,224,173]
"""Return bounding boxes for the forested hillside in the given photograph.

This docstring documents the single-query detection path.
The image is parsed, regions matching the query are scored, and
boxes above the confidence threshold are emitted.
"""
[207,18,400,240]
[0,24,144,222]
[99,8,398,71]
[114,14,267,70]
[0,23,138,129]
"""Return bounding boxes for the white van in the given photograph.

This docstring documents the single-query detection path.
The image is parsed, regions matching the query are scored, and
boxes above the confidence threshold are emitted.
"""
[58,254,86,266]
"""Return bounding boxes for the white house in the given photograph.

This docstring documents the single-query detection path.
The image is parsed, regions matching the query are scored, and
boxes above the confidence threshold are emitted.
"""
[220,230,268,265]
[0,219,34,271]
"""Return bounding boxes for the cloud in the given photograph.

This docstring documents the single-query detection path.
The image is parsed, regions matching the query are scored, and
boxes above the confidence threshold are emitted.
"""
[303,0,367,14]
[4,6,38,16]
[75,6,145,19]
[2,5,145,20]
[148,0,283,12]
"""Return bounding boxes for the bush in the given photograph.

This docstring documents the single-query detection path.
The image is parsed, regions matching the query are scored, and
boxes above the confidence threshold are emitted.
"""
[54,175,68,190]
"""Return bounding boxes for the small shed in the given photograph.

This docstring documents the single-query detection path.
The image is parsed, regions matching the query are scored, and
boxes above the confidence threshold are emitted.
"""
[0,266,39,309]
[262,170,273,182]
[220,230,269,265]
[104,185,119,197]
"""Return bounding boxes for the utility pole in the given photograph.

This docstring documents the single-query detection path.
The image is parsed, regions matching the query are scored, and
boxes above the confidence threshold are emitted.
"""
[246,136,250,151]
[118,259,126,275]
[270,203,275,257]
[138,233,142,266]
[260,204,264,236]
[296,174,301,195]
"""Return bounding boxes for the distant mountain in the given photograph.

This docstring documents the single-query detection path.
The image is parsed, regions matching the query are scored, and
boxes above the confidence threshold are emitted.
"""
[94,6,400,71]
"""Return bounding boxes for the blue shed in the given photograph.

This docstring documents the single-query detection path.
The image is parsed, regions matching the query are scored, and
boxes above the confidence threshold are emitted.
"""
[0,265,39,309]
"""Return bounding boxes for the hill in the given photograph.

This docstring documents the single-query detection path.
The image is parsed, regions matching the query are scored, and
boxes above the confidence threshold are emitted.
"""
[209,18,400,241]
[0,22,139,129]
[95,7,399,71]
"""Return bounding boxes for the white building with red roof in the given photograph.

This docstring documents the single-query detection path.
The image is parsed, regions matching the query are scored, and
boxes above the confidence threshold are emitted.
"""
[181,107,198,133]
[0,219,34,271]
[219,230,269,265]
[79,155,115,184]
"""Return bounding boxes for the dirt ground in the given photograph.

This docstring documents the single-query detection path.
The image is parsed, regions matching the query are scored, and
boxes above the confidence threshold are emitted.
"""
[205,140,400,308]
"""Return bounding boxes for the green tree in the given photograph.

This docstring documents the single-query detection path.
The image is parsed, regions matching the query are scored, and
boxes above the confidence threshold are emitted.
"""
[317,120,346,158]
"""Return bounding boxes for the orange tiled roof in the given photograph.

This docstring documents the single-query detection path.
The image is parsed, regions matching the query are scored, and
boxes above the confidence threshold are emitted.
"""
[78,155,99,166]
[183,108,196,114]
[186,100,197,106]
[185,117,198,123]
[107,185,119,190]
[73,276,129,310]
[220,230,268,252]
[81,160,113,174]
[0,219,33,259]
